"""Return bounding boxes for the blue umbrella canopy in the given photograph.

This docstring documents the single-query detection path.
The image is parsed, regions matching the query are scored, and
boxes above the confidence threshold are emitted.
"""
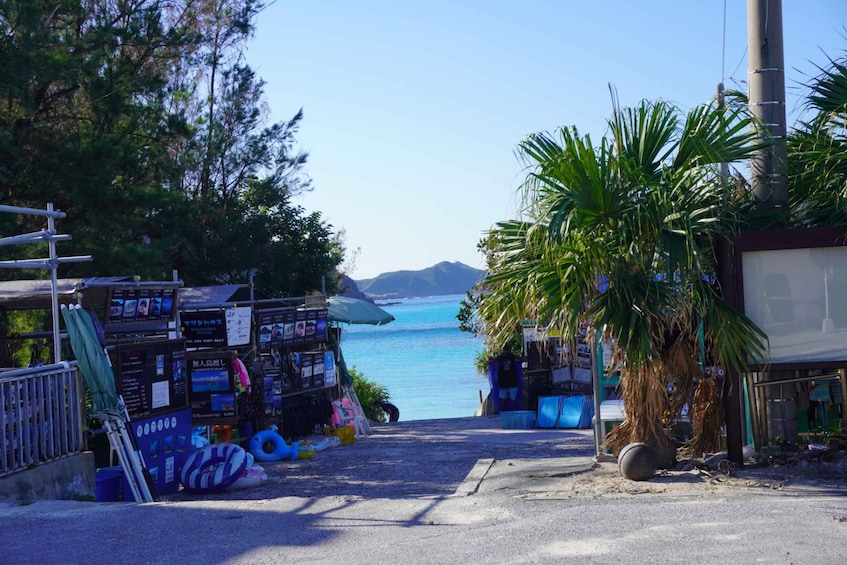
[327,296,395,325]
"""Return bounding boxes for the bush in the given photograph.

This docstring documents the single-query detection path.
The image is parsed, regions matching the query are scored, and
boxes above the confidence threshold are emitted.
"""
[349,366,391,423]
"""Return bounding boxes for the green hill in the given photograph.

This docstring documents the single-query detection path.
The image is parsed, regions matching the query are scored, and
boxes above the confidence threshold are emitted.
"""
[356,261,484,299]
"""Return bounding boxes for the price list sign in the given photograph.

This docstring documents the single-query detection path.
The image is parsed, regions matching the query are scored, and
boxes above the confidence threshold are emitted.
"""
[116,340,187,420]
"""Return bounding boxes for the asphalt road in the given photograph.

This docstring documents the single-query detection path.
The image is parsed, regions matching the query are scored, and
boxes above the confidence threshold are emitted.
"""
[2,416,846,564]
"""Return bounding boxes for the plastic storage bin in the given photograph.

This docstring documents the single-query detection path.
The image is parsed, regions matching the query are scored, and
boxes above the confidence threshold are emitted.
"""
[95,466,125,502]
[325,425,355,445]
[500,410,536,429]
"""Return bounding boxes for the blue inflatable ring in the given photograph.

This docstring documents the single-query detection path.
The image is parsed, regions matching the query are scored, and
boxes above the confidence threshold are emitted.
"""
[249,429,298,462]
[180,443,249,493]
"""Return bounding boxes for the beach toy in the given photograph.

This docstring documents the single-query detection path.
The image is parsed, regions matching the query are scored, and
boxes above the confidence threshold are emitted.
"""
[307,436,338,451]
[297,444,316,459]
[227,465,267,490]
[180,443,249,493]
[250,426,299,462]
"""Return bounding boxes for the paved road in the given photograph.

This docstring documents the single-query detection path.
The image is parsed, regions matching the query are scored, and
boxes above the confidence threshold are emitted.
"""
[2,416,846,564]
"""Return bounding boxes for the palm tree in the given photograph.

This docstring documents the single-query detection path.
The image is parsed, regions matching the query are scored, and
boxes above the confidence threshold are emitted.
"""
[477,93,769,464]
[788,54,847,227]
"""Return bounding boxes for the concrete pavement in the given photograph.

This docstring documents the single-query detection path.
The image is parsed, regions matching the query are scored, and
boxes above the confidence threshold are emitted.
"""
[1,416,846,564]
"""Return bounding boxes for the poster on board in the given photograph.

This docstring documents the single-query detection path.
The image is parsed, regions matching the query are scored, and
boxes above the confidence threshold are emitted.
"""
[187,351,237,423]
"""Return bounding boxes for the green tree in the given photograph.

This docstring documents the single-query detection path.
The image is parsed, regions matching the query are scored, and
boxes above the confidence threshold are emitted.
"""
[0,1,344,297]
[0,0,195,277]
[788,53,847,227]
[349,366,391,423]
[477,94,769,463]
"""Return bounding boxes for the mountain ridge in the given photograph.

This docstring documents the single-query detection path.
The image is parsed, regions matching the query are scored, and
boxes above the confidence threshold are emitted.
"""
[353,261,484,299]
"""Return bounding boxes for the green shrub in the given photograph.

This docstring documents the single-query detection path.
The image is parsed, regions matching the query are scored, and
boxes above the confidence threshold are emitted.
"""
[349,366,391,423]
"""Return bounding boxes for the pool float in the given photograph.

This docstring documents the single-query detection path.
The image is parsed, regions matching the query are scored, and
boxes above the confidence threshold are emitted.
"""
[249,426,299,462]
[303,436,336,452]
[297,444,316,459]
[227,464,267,490]
[180,443,249,493]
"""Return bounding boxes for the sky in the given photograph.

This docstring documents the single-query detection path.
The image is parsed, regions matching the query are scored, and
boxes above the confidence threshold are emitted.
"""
[246,1,846,280]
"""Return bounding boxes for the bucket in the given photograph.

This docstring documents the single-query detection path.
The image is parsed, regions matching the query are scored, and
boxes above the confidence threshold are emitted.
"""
[95,466,124,502]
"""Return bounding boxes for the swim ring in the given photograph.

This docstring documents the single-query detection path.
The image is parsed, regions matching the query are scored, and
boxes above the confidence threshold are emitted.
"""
[249,429,299,462]
[180,443,249,493]
[227,464,267,490]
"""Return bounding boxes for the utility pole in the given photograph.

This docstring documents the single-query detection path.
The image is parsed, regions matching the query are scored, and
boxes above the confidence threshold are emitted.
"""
[748,0,788,205]
[747,0,796,453]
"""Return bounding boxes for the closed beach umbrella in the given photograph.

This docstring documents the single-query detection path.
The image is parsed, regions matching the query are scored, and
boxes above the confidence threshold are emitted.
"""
[327,296,395,326]
[61,304,154,502]
[60,305,119,413]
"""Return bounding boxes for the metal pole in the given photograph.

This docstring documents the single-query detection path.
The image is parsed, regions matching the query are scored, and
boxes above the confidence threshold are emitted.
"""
[48,204,62,364]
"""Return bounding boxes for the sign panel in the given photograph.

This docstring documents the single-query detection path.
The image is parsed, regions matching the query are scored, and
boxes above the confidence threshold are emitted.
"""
[187,351,237,423]
[225,306,252,346]
[105,287,176,331]
[115,339,187,420]
[131,407,193,494]
[257,307,328,352]
[181,310,227,347]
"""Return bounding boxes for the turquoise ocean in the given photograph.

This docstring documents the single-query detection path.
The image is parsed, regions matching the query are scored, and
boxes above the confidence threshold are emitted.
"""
[336,294,487,421]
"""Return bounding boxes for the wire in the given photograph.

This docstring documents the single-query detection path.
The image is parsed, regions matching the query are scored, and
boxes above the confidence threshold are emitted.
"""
[721,0,727,83]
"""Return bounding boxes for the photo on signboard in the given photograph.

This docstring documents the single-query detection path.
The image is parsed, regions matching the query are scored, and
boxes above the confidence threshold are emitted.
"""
[136,298,150,317]
[109,297,124,319]
[263,377,273,403]
[149,296,162,316]
[315,316,327,340]
[161,294,174,316]
[190,366,230,393]
[259,323,272,344]
[210,393,235,412]
[283,321,295,341]
[123,298,138,318]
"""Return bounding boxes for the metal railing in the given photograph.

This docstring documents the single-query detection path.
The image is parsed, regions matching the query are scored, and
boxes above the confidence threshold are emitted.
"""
[0,362,84,477]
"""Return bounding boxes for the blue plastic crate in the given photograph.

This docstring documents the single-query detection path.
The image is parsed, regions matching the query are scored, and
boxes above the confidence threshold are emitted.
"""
[500,410,536,429]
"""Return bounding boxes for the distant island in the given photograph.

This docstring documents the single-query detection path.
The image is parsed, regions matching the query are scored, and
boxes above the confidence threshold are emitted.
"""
[342,261,484,299]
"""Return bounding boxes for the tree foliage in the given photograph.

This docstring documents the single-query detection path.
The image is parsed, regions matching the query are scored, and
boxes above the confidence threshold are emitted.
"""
[0,0,343,297]
[474,93,770,462]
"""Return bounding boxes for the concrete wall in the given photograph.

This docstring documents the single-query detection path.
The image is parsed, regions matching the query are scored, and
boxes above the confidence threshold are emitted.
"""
[0,452,95,502]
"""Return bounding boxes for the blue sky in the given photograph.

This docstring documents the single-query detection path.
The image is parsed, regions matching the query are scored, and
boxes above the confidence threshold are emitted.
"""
[247,1,845,280]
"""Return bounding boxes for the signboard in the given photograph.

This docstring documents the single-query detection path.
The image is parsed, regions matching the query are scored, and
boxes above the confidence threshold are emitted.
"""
[105,287,177,331]
[182,307,252,348]
[225,306,252,346]
[257,307,328,351]
[115,339,187,420]
[324,351,336,387]
[187,351,236,423]
[131,407,193,494]
[181,311,227,347]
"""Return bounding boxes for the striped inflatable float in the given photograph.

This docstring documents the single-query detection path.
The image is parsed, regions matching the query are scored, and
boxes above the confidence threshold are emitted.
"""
[180,443,249,493]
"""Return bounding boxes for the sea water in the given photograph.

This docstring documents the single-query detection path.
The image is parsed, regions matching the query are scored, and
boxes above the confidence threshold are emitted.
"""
[337,294,487,421]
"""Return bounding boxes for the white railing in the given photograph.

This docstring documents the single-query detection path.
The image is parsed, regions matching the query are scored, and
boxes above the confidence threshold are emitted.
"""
[0,362,84,477]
